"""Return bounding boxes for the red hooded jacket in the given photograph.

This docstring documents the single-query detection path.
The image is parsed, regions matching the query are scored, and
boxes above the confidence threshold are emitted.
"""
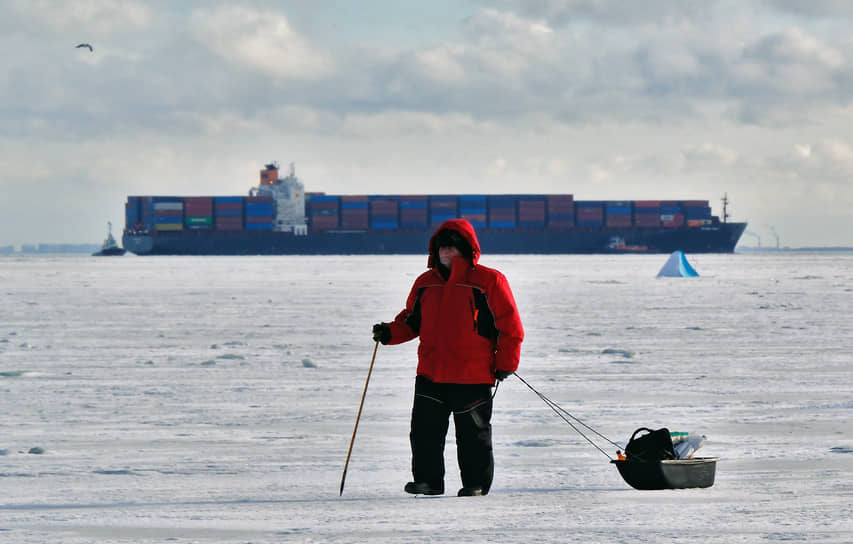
[385,219,524,384]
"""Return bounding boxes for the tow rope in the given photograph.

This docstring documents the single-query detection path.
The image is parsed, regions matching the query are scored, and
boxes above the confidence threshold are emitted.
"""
[511,372,621,461]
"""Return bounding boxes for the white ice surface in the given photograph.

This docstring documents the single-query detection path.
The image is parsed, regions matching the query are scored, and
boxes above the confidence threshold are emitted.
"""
[1,253,852,542]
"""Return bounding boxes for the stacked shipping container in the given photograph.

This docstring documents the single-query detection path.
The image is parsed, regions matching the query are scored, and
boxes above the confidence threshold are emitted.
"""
[246,196,273,231]
[430,197,457,229]
[459,196,487,229]
[214,196,244,231]
[634,201,660,228]
[307,194,340,231]
[341,196,368,230]
[576,201,604,228]
[660,201,684,228]
[369,197,400,230]
[605,201,632,228]
[400,196,428,229]
[546,195,574,229]
[127,193,720,237]
[488,196,516,229]
[152,198,183,232]
[518,198,545,228]
[185,197,213,230]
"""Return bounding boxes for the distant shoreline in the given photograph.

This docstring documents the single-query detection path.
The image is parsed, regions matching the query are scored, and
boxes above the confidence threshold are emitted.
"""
[736,246,853,252]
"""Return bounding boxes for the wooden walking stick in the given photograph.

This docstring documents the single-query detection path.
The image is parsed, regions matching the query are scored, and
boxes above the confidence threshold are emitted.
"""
[339,340,380,496]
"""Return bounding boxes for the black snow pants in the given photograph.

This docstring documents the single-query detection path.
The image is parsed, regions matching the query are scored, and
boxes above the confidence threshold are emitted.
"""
[410,375,494,493]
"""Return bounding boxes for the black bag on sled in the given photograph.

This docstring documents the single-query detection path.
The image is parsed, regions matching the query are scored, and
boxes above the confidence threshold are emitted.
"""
[624,427,676,462]
[612,427,718,490]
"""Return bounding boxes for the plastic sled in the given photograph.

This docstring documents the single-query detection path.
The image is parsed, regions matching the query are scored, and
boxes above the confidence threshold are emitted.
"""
[611,457,719,490]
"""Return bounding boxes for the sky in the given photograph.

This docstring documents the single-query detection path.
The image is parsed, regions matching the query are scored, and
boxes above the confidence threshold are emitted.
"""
[2,0,852,248]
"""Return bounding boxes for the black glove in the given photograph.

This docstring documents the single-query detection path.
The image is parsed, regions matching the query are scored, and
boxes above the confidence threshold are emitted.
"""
[494,370,513,382]
[372,323,391,344]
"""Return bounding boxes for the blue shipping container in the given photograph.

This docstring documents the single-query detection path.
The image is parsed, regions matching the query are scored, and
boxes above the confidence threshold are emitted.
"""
[310,195,341,203]
[549,213,575,221]
[684,206,712,219]
[246,223,273,231]
[370,221,399,229]
[214,196,244,204]
[246,204,273,215]
[605,206,632,215]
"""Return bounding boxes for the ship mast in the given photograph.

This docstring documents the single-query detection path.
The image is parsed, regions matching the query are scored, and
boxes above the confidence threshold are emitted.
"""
[721,193,730,223]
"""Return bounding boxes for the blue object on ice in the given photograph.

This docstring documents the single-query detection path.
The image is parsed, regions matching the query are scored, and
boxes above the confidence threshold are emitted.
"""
[657,250,699,277]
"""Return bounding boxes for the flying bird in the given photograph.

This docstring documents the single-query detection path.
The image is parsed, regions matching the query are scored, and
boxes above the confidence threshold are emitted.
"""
[76,43,93,52]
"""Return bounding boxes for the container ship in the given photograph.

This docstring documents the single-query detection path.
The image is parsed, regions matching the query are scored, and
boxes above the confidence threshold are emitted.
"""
[122,162,747,256]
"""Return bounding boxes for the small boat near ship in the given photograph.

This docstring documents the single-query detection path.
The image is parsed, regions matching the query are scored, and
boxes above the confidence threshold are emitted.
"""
[92,222,126,256]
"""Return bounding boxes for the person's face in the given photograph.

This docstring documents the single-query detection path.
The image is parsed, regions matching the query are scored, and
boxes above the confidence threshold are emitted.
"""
[438,245,461,268]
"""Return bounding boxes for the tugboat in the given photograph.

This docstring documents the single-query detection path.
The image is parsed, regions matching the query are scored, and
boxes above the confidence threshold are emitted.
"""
[92,222,126,256]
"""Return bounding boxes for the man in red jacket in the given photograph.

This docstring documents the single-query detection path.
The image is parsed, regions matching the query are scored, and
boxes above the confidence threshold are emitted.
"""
[373,218,524,497]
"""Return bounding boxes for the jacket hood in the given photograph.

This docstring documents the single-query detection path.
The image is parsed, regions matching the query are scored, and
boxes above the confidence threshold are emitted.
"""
[427,218,481,268]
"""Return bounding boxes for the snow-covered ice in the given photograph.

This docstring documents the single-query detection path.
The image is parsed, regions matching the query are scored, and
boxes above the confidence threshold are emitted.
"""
[1,253,852,542]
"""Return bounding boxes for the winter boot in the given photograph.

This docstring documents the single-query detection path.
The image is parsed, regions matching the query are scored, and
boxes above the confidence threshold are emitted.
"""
[404,481,444,496]
[457,486,487,497]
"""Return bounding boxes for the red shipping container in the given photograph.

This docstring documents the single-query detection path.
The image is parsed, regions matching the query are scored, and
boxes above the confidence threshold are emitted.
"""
[634,214,660,227]
[461,213,487,223]
[635,200,661,208]
[155,209,183,217]
[341,209,368,218]
[519,211,544,220]
[605,215,632,227]
[308,201,339,211]
[214,202,243,211]
[518,200,545,210]
[661,213,685,228]
[576,208,604,219]
[401,209,428,220]
[311,216,339,230]
[185,205,213,215]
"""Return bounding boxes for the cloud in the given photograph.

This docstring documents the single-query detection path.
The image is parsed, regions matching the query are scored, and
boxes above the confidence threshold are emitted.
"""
[770,139,853,183]
[493,0,714,27]
[770,0,853,18]
[683,143,739,167]
[6,0,151,33]
[189,6,333,80]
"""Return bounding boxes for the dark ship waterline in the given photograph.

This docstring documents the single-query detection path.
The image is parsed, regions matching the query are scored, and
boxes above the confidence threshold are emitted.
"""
[122,163,747,256]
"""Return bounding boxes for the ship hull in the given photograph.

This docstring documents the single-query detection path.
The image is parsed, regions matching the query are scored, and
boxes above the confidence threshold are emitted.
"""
[123,222,747,256]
